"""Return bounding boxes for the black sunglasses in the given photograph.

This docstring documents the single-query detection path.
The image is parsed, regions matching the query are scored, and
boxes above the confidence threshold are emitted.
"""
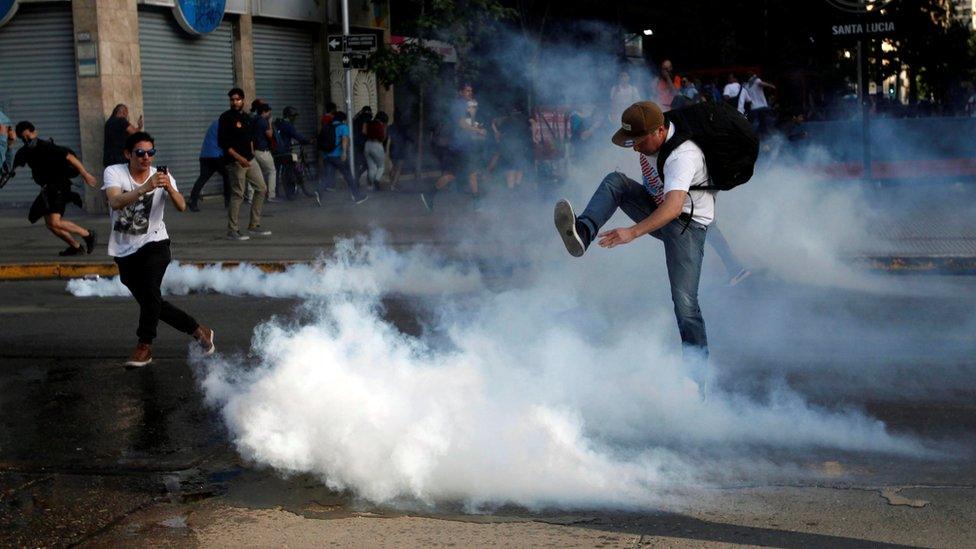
[134,148,156,158]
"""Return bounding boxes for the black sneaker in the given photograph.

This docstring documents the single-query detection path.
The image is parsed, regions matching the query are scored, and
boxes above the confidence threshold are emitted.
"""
[353,194,368,205]
[58,245,84,257]
[420,192,434,213]
[83,230,97,254]
[554,199,586,257]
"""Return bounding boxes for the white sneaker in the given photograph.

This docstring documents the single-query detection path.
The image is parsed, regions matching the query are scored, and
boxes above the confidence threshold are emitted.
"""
[729,268,752,286]
[554,199,586,257]
[227,231,250,241]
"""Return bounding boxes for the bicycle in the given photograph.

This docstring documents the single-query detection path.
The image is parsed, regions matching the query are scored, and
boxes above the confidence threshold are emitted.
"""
[275,144,315,199]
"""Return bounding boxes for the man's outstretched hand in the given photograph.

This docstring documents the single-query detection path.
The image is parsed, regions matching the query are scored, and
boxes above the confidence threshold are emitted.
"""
[598,226,638,248]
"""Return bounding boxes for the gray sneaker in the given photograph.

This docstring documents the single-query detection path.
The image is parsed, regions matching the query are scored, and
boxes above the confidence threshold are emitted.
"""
[227,230,250,241]
[554,199,586,257]
[248,228,272,236]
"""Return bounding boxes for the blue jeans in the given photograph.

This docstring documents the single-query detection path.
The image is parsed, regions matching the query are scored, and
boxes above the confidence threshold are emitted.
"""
[578,172,709,356]
[319,154,363,199]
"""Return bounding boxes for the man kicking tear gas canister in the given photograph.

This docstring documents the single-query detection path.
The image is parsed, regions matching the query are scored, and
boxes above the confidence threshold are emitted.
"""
[554,100,757,360]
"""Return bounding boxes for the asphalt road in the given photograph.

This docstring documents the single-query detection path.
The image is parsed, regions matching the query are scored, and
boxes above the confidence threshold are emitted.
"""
[0,275,974,547]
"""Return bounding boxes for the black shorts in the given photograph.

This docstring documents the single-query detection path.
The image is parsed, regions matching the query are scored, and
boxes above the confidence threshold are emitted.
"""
[436,146,462,174]
[28,188,81,224]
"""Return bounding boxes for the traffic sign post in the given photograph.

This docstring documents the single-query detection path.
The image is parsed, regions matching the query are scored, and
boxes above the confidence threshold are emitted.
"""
[330,24,379,182]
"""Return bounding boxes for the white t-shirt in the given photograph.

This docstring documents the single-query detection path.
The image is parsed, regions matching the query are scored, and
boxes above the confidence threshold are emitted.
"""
[722,82,752,114]
[102,164,176,257]
[625,123,715,226]
[610,83,641,123]
[745,77,768,110]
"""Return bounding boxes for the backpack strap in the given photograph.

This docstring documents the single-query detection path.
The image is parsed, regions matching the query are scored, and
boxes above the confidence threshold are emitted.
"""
[655,117,690,183]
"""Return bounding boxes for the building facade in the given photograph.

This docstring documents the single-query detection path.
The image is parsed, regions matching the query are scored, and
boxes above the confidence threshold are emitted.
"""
[0,0,390,210]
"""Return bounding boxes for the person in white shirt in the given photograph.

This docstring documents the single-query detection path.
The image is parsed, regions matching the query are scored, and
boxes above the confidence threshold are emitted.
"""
[722,73,752,115]
[102,131,216,368]
[745,73,777,137]
[554,101,713,359]
[610,70,642,125]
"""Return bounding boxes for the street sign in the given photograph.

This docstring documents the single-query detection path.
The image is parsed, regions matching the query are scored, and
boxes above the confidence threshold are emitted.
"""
[341,52,368,69]
[328,35,345,52]
[831,19,896,39]
[345,34,377,52]
[328,34,378,53]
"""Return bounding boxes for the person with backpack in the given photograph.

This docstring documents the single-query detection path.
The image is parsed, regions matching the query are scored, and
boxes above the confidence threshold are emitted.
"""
[11,121,99,256]
[272,106,313,199]
[553,100,757,359]
[316,111,366,205]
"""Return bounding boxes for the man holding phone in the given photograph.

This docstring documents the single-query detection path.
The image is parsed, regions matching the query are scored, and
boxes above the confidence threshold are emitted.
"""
[102,131,216,368]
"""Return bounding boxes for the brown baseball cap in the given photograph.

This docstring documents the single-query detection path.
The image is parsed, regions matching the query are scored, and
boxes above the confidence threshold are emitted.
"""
[611,101,665,147]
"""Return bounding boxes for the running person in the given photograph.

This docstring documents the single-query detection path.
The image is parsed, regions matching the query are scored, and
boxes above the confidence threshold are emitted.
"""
[102,132,215,367]
[11,121,99,256]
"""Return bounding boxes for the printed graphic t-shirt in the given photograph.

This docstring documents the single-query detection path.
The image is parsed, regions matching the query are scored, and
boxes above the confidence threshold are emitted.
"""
[102,164,175,257]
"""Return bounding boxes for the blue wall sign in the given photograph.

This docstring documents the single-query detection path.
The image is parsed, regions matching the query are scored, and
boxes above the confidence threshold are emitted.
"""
[0,0,19,29]
[173,0,225,36]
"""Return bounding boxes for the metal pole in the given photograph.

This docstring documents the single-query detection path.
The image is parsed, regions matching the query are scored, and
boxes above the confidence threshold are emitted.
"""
[857,38,872,180]
[341,0,356,185]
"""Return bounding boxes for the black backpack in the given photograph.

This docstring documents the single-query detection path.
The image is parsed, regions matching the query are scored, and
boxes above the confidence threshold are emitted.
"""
[657,101,759,191]
[317,121,339,153]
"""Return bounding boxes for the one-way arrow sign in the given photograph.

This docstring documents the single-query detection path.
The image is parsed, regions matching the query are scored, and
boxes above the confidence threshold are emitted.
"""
[328,35,345,52]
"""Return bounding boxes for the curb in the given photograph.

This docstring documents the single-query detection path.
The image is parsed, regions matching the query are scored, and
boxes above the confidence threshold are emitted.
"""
[0,260,306,281]
[1,256,975,282]
[850,256,976,275]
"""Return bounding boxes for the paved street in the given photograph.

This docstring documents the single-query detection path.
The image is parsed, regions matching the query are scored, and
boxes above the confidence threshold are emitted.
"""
[1,268,973,547]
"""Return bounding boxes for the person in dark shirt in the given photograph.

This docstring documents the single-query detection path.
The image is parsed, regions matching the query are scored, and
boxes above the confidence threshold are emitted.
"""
[12,121,99,256]
[492,105,533,190]
[103,104,143,166]
[251,103,278,202]
[218,87,268,241]
[272,106,313,199]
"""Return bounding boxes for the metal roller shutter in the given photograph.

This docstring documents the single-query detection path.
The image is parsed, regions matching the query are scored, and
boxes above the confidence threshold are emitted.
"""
[0,4,80,206]
[139,8,233,192]
[253,21,317,143]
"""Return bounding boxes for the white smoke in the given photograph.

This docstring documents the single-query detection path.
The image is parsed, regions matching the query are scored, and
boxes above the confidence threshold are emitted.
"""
[66,234,484,298]
[191,232,929,511]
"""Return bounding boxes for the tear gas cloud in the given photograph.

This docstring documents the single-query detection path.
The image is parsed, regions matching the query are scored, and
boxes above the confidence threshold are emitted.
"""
[67,236,484,298]
[73,24,974,510]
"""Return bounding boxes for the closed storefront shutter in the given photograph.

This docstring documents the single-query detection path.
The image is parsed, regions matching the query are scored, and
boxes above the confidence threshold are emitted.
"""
[253,21,317,144]
[139,8,233,193]
[0,4,80,206]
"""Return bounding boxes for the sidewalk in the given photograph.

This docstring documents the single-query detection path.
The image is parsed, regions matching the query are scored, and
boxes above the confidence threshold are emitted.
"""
[0,190,973,279]
[0,191,465,279]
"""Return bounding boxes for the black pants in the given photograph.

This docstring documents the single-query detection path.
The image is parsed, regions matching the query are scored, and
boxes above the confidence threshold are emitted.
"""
[116,240,198,344]
[189,157,231,204]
